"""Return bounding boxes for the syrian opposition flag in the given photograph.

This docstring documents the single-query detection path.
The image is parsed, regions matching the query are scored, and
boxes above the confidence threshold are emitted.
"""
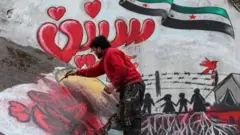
[162,4,234,38]
[119,0,235,38]
[119,0,172,17]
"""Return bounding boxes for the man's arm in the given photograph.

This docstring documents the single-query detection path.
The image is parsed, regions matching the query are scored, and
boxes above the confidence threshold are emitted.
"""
[77,61,105,77]
[105,51,128,88]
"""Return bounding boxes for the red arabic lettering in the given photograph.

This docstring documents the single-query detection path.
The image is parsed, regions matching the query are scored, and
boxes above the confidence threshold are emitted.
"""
[110,20,127,47]
[79,21,96,52]
[37,19,83,63]
[111,19,155,47]
[127,19,155,45]
[37,19,155,63]
[135,19,155,44]
[99,21,109,38]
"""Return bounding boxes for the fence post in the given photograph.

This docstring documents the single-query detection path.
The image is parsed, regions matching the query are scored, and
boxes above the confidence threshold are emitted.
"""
[155,71,161,97]
[215,71,219,86]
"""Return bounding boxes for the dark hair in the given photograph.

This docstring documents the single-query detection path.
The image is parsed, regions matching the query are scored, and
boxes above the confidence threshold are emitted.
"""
[90,35,111,49]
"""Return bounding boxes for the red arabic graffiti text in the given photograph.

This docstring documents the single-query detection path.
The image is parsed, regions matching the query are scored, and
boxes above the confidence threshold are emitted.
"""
[37,18,155,65]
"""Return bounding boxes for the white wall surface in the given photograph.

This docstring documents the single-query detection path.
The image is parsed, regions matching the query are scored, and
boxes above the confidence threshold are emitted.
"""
[0,0,239,134]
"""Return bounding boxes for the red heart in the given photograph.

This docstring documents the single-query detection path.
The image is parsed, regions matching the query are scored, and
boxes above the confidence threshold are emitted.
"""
[28,91,55,103]
[32,105,53,132]
[47,6,66,21]
[8,101,30,122]
[37,19,83,63]
[74,54,96,69]
[33,105,94,135]
[84,0,101,18]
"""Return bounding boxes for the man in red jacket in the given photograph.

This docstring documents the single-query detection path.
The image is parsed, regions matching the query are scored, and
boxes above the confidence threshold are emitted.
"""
[66,36,145,135]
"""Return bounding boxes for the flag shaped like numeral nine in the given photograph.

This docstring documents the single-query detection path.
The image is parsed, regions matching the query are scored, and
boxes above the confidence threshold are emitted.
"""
[119,0,234,38]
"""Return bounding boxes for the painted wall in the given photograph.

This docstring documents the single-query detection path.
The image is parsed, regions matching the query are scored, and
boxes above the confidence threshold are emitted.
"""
[0,0,240,135]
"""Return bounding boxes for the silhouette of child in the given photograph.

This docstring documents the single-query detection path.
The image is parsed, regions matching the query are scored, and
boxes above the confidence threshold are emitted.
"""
[142,93,155,115]
[176,93,190,113]
[190,88,207,112]
[156,94,176,114]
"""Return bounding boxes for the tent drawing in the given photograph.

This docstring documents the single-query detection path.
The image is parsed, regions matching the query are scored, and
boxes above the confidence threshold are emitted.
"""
[217,88,237,106]
[213,73,240,106]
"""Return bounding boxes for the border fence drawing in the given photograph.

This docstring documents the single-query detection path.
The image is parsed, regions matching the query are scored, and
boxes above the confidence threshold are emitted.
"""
[141,72,240,135]
[140,70,234,115]
[142,71,222,96]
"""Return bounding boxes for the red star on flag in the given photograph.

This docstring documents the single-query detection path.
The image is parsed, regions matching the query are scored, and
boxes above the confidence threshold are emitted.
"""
[190,14,196,19]
[143,4,148,7]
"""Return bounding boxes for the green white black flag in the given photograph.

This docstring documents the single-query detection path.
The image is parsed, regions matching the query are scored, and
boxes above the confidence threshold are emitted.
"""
[119,0,172,16]
[119,0,234,38]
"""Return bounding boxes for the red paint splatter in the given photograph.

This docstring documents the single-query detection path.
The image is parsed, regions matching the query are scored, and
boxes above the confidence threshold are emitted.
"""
[200,57,218,74]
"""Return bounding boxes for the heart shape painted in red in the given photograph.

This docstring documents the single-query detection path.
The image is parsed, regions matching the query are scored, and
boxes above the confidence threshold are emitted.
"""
[84,0,101,18]
[37,20,83,63]
[8,101,30,122]
[32,105,95,134]
[74,54,96,69]
[47,6,66,21]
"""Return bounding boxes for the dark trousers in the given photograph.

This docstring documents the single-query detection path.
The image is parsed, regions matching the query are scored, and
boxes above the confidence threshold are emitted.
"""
[118,81,146,135]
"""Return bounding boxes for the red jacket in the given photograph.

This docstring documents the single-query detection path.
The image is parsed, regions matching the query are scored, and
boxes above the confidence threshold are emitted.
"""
[77,48,142,91]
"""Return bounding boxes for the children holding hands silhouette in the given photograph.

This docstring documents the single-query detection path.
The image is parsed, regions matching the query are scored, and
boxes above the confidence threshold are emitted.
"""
[176,93,190,113]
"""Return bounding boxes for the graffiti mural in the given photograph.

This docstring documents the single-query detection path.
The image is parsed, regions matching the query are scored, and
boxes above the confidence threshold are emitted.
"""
[140,56,240,134]
[119,0,235,38]
[7,70,118,135]
[0,0,239,135]
[141,112,239,135]
[140,71,240,135]
[37,0,155,67]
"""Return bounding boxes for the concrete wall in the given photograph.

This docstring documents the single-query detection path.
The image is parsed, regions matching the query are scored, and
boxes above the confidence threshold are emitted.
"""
[1,0,237,107]
[0,0,240,134]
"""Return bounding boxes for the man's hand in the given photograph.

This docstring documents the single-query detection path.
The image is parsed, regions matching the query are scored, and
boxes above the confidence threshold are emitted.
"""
[59,69,79,82]
[104,83,116,94]
[65,69,78,78]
